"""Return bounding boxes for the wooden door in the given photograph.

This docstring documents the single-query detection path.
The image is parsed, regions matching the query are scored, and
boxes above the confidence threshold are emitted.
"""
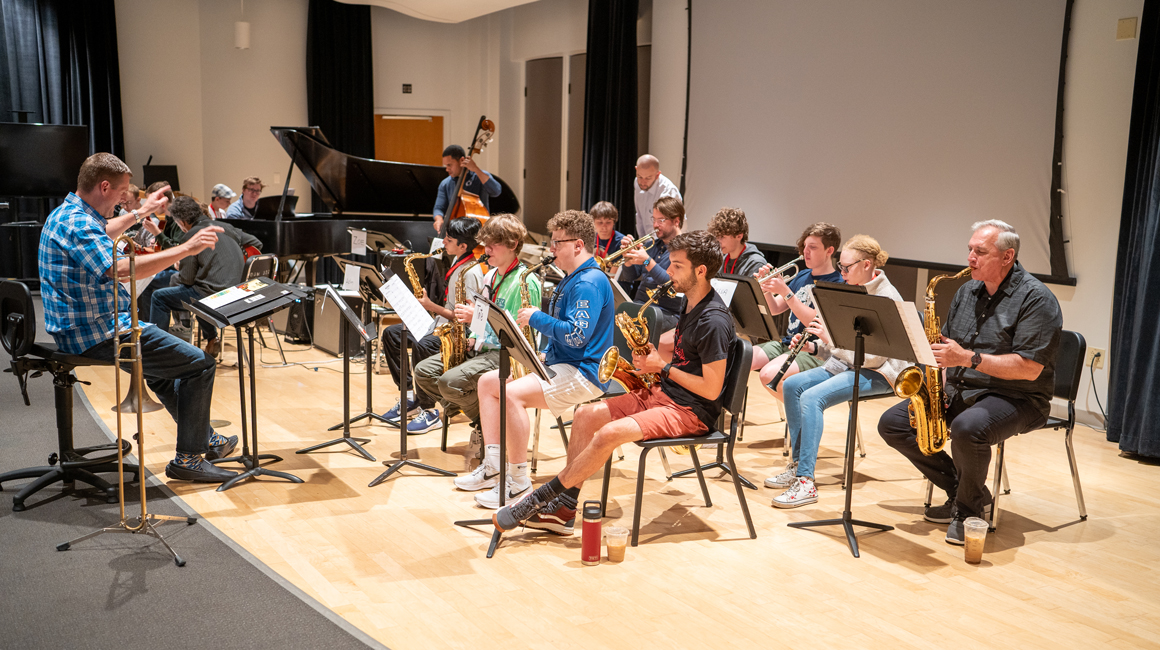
[374,115,443,165]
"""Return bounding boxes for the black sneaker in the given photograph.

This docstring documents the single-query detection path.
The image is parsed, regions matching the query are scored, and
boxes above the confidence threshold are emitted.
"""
[924,497,956,524]
[493,485,555,532]
[945,515,967,545]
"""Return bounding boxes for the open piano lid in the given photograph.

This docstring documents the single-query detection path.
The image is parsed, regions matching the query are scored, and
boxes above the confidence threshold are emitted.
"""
[271,126,519,217]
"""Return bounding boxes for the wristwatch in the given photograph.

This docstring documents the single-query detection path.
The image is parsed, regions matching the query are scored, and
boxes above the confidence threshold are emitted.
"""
[662,363,672,378]
[970,350,982,369]
[783,292,794,303]
[131,209,141,224]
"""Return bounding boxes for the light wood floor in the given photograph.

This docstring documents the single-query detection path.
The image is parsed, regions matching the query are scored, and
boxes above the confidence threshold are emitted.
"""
[75,338,1160,650]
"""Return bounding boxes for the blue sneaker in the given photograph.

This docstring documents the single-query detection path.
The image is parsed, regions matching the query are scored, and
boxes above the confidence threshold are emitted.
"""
[406,408,442,435]
[382,397,419,425]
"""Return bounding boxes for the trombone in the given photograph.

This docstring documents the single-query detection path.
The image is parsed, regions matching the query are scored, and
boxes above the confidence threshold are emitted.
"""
[597,230,660,274]
[58,233,196,565]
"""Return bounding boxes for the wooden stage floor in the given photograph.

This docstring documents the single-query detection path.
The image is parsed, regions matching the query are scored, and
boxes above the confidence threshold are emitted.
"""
[76,338,1160,650]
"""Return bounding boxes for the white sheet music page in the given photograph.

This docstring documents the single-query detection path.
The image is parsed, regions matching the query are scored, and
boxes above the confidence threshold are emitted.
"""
[342,264,360,292]
[899,301,937,366]
[350,230,367,256]
[379,274,434,335]
[710,278,738,307]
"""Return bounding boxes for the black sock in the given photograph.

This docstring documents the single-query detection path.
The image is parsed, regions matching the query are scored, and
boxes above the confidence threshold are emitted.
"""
[544,477,566,500]
[564,486,581,500]
[558,487,581,510]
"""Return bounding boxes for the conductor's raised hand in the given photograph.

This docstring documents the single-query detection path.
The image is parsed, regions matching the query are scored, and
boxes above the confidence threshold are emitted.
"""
[139,184,170,217]
[517,307,540,328]
[183,225,222,255]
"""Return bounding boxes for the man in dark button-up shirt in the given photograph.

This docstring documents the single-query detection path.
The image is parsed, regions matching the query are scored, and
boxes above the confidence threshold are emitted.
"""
[878,220,1062,545]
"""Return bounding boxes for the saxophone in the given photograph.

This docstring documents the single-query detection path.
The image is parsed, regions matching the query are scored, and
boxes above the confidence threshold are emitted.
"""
[433,253,488,372]
[892,267,972,455]
[404,248,443,299]
[597,280,675,392]
[511,255,552,379]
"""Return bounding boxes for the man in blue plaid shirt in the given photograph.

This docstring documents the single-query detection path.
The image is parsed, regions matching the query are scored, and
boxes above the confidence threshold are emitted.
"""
[38,153,239,483]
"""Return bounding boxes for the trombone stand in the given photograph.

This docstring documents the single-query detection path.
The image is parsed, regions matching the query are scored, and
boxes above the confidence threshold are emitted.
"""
[58,270,195,566]
[296,313,375,461]
[454,332,514,558]
[786,323,892,557]
[368,318,457,485]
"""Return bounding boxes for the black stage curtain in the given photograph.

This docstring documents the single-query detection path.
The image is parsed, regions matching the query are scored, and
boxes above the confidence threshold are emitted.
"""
[1108,1,1160,457]
[581,0,638,235]
[306,0,373,216]
[0,0,124,156]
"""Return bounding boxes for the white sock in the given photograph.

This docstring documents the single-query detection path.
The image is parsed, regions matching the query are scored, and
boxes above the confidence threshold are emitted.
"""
[484,445,501,469]
[509,462,528,480]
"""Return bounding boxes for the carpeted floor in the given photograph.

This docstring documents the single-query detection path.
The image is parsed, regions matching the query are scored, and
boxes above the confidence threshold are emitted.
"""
[0,296,385,650]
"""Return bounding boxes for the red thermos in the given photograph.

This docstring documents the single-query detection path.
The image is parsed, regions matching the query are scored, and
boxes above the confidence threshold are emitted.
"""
[581,500,602,565]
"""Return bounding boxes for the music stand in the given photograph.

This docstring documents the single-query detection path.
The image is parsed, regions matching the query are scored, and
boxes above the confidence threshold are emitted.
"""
[333,258,393,428]
[347,227,405,255]
[187,278,308,492]
[453,293,551,558]
[367,266,457,486]
[295,283,379,461]
[786,283,924,557]
[670,273,782,490]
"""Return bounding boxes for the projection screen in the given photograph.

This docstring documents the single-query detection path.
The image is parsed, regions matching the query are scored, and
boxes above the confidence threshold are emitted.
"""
[683,0,1067,274]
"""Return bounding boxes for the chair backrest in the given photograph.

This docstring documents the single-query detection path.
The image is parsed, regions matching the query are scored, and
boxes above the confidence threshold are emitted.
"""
[0,280,35,358]
[1053,330,1086,402]
[244,253,278,281]
[720,337,753,416]
[612,301,661,358]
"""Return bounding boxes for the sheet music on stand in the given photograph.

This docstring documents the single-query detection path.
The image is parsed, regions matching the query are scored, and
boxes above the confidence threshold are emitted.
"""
[320,285,377,343]
[378,272,435,336]
[475,292,552,384]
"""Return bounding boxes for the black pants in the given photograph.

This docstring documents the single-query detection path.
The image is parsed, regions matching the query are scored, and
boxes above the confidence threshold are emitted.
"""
[380,324,443,409]
[878,392,1045,519]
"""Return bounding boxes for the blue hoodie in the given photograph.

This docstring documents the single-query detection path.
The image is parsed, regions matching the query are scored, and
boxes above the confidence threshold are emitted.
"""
[528,256,614,389]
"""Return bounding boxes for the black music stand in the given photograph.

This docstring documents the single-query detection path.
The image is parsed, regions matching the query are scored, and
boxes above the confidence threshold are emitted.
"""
[347,227,405,256]
[188,279,307,492]
[295,283,378,461]
[368,265,458,486]
[331,258,393,428]
[670,273,781,490]
[453,293,551,558]
[786,283,920,557]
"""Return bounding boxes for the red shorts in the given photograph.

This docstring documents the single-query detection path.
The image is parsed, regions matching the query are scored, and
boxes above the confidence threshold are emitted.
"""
[604,385,709,441]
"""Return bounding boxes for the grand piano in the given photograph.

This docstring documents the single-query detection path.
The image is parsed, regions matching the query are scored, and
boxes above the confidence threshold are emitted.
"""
[225,126,519,267]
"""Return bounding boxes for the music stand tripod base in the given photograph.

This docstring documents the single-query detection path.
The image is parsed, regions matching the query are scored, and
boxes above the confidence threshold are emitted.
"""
[299,311,376,462]
[58,514,198,567]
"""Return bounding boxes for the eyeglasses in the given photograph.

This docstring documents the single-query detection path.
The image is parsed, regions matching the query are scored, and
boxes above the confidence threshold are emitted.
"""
[837,259,868,274]
[549,238,580,248]
[243,187,262,194]
[652,217,672,224]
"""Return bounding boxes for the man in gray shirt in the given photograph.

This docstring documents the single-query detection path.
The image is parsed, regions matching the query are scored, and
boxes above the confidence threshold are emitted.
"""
[878,220,1062,546]
[149,196,263,356]
[633,154,682,238]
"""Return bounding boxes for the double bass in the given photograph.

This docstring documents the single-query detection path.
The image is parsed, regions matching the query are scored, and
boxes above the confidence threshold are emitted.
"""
[448,116,496,228]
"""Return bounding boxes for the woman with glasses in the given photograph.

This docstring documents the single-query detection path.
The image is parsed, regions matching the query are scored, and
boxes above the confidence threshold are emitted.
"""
[768,234,908,508]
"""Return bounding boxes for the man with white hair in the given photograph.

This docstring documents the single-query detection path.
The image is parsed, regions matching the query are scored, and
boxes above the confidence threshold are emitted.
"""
[878,220,1062,545]
[632,154,682,238]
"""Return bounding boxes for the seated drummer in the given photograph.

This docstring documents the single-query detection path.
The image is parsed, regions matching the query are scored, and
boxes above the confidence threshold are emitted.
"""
[618,196,686,333]
[455,210,612,510]
[381,217,485,432]
[411,215,539,438]
[493,230,734,535]
[38,153,238,483]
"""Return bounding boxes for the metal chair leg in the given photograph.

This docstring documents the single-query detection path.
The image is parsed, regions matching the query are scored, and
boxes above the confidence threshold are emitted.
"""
[1065,427,1088,520]
[268,316,287,365]
[658,448,672,480]
[988,441,1005,531]
[530,409,542,473]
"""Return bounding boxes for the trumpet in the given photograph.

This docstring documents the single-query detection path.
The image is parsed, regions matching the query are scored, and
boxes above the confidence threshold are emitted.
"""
[597,230,659,273]
[754,255,804,284]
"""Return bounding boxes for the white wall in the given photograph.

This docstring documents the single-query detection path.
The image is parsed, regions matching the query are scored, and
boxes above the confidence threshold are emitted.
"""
[1052,0,1142,428]
[648,0,687,188]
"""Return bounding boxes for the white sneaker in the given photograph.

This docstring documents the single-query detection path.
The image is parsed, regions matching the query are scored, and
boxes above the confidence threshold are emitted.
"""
[764,461,798,489]
[475,474,533,509]
[453,459,499,491]
[772,476,818,509]
[464,424,483,463]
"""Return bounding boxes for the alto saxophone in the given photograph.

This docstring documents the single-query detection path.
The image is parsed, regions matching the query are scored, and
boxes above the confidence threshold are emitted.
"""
[404,248,443,299]
[433,254,488,372]
[510,255,552,379]
[892,267,972,455]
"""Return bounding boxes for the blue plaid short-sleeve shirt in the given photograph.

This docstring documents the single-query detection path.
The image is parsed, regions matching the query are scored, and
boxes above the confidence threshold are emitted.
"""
[38,193,133,354]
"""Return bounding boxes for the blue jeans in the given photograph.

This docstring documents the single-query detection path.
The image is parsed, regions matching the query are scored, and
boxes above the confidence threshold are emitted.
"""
[783,365,893,479]
[82,326,217,456]
[150,284,217,340]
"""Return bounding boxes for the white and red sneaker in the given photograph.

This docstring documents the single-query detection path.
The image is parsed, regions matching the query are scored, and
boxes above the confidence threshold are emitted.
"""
[772,476,818,509]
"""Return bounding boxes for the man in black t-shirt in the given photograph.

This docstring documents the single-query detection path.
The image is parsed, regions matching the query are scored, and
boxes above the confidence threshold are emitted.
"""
[493,230,735,535]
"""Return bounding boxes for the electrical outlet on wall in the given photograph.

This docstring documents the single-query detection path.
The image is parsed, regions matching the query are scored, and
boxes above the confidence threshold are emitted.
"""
[1086,347,1106,370]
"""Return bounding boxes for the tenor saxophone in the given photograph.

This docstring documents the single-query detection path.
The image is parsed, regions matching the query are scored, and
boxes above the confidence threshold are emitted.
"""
[597,280,675,391]
[433,253,488,372]
[892,267,972,455]
[404,248,443,299]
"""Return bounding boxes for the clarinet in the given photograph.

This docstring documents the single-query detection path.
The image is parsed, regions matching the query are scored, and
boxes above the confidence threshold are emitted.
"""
[766,333,816,391]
